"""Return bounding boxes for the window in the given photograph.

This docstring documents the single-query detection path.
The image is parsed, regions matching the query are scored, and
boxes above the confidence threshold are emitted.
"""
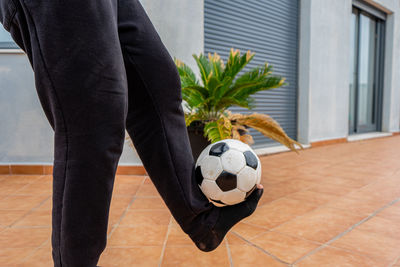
[349,5,385,134]
[0,26,18,49]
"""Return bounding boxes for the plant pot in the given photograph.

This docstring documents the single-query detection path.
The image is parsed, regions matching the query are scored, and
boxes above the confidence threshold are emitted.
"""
[187,121,211,162]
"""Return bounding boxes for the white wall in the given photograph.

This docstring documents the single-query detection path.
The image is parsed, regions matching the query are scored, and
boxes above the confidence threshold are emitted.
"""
[298,0,400,144]
[0,0,204,165]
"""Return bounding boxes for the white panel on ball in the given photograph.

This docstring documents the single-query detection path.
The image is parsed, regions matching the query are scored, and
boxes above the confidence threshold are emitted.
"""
[225,139,251,152]
[237,166,257,192]
[200,156,223,180]
[200,179,223,200]
[256,165,262,184]
[220,188,246,205]
[220,150,246,174]
[196,145,212,167]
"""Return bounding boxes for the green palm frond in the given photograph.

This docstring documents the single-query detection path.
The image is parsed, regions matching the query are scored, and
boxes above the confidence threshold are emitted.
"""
[193,53,213,87]
[174,57,200,87]
[208,52,225,80]
[203,116,232,143]
[221,48,255,80]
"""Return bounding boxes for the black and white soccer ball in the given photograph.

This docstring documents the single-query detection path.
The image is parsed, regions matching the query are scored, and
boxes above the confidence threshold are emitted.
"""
[195,139,262,206]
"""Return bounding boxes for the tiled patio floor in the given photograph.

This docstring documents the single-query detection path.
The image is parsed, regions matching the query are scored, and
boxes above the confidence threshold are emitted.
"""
[1,136,400,266]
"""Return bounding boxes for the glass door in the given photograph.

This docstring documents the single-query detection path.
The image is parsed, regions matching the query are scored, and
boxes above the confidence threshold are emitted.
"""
[349,7,385,134]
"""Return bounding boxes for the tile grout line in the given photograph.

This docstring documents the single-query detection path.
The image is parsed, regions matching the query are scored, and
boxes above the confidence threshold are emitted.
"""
[158,216,172,267]
[18,235,52,264]
[225,238,233,267]
[291,197,400,266]
[388,254,400,267]
[230,231,290,266]
[9,193,51,228]
[107,176,147,239]
[244,228,323,248]
[4,174,45,197]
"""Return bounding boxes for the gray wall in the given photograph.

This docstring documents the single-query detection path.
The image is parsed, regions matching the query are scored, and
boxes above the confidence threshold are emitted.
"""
[298,0,400,144]
[0,0,204,165]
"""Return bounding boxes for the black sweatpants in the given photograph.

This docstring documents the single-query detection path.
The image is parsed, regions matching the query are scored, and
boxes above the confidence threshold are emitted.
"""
[0,0,220,266]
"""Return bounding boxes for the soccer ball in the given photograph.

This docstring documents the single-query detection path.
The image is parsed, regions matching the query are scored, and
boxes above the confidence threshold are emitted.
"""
[195,139,262,206]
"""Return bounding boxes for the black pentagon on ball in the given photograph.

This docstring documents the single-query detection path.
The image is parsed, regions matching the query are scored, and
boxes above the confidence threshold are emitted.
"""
[195,166,204,185]
[216,170,237,192]
[243,150,258,169]
[209,142,229,157]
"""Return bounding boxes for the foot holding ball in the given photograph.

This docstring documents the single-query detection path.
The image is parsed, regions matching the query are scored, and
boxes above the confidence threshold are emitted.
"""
[195,139,262,206]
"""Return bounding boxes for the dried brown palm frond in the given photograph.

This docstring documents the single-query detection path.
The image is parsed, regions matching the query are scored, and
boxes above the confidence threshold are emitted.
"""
[231,123,254,145]
[226,110,303,153]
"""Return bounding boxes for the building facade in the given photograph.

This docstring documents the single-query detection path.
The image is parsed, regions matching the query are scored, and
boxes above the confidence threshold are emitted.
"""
[0,0,399,166]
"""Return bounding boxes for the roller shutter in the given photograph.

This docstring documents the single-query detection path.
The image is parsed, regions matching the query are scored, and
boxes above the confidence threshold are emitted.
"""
[204,0,299,148]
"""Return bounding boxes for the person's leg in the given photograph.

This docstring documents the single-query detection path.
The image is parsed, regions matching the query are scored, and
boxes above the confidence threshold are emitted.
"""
[1,0,127,266]
[118,0,264,252]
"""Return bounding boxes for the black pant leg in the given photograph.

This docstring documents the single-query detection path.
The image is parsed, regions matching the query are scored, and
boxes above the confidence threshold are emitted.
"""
[1,0,128,266]
[117,0,220,237]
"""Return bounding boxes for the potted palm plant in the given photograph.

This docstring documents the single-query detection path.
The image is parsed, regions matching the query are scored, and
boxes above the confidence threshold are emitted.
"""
[174,48,302,160]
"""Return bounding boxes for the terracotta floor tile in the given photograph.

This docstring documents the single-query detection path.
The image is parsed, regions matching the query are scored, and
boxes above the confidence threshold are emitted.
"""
[13,210,51,227]
[18,247,53,266]
[0,210,28,227]
[330,228,400,264]
[110,195,133,211]
[286,190,339,206]
[114,175,146,185]
[296,246,384,267]
[229,244,286,267]
[0,248,36,265]
[259,179,317,204]
[119,210,171,226]
[15,181,52,195]
[231,222,268,241]
[306,183,356,197]
[0,195,49,211]
[0,182,30,196]
[108,196,132,226]
[355,216,400,239]
[166,224,193,246]
[112,183,140,196]
[36,198,52,211]
[273,207,366,243]
[393,258,400,267]
[3,175,43,184]
[0,228,50,249]
[129,197,167,210]
[35,175,53,182]
[108,205,128,227]
[251,231,320,263]
[244,198,318,229]
[225,232,248,245]
[318,175,374,189]
[135,183,160,197]
[324,194,387,216]
[162,244,229,267]
[98,246,162,267]
[260,173,293,186]
[108,225,168,247]
[376,202,400,221]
